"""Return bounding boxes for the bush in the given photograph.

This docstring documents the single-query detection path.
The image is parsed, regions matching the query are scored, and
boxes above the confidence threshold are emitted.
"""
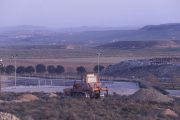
[138,82,147,89]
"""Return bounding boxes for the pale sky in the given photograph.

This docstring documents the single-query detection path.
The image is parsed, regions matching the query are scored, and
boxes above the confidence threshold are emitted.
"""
[0,0,180,28]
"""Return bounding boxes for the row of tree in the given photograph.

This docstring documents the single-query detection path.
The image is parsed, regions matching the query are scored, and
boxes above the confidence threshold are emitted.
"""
[0,64,106,75]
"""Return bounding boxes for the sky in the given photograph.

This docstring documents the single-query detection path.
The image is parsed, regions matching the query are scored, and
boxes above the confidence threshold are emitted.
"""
[0,0,180,28]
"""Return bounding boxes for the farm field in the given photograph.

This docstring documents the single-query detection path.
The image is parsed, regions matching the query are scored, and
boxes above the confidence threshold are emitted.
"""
[1,46,180,73]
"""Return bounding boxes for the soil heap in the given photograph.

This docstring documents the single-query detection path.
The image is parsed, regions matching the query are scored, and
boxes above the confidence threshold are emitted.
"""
[0,100,4,103]
[129,88,174,102]
[41,93,58,98]
[0,112,20,120]
[101,58,180,78]
[151,108,179,118]
[17,94,39,101]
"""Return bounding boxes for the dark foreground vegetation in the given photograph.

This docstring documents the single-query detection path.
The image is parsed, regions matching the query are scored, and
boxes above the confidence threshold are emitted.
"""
[0,92,180,120]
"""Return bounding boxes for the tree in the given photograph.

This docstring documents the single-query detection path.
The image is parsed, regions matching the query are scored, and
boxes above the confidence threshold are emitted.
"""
[93,65,104,72]
[16,66,25,74]
[76,66,86,74]
[35,64,46,73]
[0,67,5,74]
[5,65,15,74]
[55,65,65,74]
[25,66,35,74]
[47,65,56,73]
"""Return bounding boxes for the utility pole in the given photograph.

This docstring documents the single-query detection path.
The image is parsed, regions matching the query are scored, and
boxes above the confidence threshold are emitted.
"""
[0,59,4,93]
[96,53,101,81]
[12,54,18,89]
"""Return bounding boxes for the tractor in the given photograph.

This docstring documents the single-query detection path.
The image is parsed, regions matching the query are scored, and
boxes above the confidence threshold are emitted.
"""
[63,73,109,99]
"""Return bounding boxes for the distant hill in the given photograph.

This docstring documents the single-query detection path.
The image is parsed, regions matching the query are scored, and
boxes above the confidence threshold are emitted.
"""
[96,40,180,49]
[54,26,139,32]
[0,25,50,31]
[141,23,180,31]
[0,23,180,45]
[0,25,139,32]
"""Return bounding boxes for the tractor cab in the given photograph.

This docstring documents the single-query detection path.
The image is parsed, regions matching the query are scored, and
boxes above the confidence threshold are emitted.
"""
[81,73,101,88]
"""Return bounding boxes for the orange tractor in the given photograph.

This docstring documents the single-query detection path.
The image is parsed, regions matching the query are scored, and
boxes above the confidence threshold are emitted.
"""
[63,73,109,99]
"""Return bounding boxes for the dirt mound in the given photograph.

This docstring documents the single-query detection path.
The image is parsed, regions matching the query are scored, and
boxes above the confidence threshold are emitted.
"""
[18,94,39,101]
[41,93,58,98]
[151,108,179,118]
[0,99,30,104]
[10,99,30,103]
[0,112,20,120]
[0,100,4,103]
[129,88,174,102]
[101,58,180,78]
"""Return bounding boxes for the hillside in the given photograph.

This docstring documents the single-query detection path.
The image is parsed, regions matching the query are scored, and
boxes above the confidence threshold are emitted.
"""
[0,23,180,45]
[141,23,180,31]
[96,40,180,49]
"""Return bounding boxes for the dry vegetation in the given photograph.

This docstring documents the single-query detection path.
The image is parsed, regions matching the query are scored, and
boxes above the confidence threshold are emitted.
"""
[0,90,179,120]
